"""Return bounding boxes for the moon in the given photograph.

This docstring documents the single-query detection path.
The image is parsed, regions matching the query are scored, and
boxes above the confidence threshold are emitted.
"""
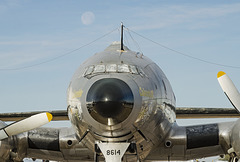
[81,11,95,25]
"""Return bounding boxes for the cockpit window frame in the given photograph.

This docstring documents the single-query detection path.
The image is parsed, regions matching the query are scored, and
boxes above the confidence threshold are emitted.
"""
[84,65,94,76]
[117,64,130,73]
[106,64,117,73]
[83,64,146,77]
[129,65,138,74]
[93,64,106,73]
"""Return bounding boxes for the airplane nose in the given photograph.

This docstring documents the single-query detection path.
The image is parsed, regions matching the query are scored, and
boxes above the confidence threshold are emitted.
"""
[86,78,134,126]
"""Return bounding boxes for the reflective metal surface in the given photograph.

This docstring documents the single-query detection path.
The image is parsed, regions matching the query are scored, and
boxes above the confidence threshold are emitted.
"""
[86,78,134,125]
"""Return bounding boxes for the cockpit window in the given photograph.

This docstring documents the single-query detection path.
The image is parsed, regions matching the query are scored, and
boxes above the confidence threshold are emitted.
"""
[84,65,94,75]
[94,65,105,73]
[129,65,138,74]
[138,67,146,77]
[118,64,130,73]
[84,64,144,77]
[106,64,117,72]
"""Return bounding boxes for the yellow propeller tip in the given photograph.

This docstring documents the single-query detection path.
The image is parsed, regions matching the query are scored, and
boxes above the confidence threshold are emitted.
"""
[46,112,53,122]
[217,71,226,78]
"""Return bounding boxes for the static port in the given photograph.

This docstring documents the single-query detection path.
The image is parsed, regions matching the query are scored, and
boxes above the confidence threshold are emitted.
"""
[67,140,73,146]
[165,140,172,147]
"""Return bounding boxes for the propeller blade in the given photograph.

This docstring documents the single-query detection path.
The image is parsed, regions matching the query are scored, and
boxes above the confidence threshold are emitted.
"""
[0,112,52,140]
[217,71,240,113]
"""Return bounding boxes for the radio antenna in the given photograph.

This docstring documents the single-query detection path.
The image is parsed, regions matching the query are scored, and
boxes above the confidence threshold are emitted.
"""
[121,22,124,51]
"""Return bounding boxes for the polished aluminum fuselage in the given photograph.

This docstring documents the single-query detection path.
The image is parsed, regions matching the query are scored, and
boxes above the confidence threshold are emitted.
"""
[67,43,176,159]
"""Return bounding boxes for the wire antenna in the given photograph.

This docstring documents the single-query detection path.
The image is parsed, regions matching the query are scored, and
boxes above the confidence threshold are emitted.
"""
[0,28,118,71]
[126,27,240,69]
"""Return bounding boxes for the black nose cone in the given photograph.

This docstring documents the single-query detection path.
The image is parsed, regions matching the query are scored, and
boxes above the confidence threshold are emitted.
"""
[86,78,134,125]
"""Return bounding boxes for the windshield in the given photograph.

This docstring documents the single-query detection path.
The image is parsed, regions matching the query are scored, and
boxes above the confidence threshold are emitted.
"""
[84,64,144,77]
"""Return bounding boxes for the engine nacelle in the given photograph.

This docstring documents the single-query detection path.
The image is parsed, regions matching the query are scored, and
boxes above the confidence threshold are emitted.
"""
[0,121,13,161]
[1,125,94,161]
[0,139,13,161]
[230,119,240,157]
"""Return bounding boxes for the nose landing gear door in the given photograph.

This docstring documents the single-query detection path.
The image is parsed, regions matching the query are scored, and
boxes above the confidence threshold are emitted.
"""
[97,142,130,162]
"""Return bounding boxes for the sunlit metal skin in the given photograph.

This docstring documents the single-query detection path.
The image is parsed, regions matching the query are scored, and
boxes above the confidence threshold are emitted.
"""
[230,119,240,157]
[67,42,176,159]
[86,78,134,125]
[0,121,12,161]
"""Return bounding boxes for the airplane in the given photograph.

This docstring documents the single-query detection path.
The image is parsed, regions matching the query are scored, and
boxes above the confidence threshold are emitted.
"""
[1,24,240,162]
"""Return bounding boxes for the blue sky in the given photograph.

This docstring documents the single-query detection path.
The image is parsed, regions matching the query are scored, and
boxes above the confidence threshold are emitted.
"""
[1,0,240,161]
[1,1,240,116]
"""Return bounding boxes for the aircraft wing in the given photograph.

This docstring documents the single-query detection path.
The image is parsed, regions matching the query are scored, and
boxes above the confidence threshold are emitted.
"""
[0,107,239,122]
[0,110,237,162]
[1,108,237,162]
[176,107,239,118]
[0,110,69,121]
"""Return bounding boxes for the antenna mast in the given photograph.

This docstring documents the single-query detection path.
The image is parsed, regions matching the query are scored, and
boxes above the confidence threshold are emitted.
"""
[121,22,124,51]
